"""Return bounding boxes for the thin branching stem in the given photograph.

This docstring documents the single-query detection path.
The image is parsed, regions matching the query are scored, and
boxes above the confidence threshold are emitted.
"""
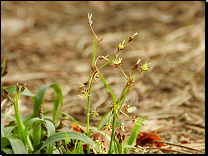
[87,77,93,154]
[119,66,128,79]
[133,70,143,81]
[99,53,117,70]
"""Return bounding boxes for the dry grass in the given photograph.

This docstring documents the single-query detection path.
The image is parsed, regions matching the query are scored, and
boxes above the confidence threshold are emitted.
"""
[1,1,205,153]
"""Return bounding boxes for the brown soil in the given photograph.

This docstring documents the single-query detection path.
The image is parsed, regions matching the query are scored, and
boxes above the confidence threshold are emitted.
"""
[1,1,205,154]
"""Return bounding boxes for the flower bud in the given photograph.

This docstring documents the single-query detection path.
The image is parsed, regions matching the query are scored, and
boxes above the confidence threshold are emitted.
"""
[3,87,8,96]
[21,83,26,93]
[118,39,126,51]
[16,83,19,93]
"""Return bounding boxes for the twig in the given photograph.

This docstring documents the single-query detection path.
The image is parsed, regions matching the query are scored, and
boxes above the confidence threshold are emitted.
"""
[153,140,205,153]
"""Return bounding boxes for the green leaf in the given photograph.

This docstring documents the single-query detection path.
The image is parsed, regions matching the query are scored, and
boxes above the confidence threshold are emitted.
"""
[123,144,142,151]
[1,137,26,154]
[13,90,28,149]
[1,85,35,97]
[37,131,100,153]
[10,138,27,154]
[1,113,16,122]
[45,119,56,154]
[24,118,56,154]
[59,111,84,127]
[1,148,14,154]
[32,120,42,150]
[97,110,112,130]
[64,131,70,145]
[114,136,120,154]
[32,84,63,126]
[24,118,41,151]
[1,119,5,138]
[1,137,10,149]
[1,126,16,138]
[99,72,117,154]
[124,116,145,154]
[74,139,84,154]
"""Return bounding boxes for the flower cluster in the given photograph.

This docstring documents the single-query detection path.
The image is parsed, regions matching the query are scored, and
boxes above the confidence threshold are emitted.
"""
[112,57,123,68]
[141,61,151,71]
[78,89,91,100]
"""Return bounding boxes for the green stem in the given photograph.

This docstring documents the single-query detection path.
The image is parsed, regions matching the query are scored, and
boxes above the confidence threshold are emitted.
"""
[119,66,127,79]
[118,86,130,113]
[99,53,117,70]
[116,86,127,107]
[108,102,117,154]
[87,78,93,154]
[92,36,96,67]
[98,71,117,154]
[14,87,33,152]
[133,70,143,81]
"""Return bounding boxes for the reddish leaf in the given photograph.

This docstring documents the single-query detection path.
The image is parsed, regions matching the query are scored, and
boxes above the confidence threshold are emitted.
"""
[136,132,171,153]
[71,122,83,133]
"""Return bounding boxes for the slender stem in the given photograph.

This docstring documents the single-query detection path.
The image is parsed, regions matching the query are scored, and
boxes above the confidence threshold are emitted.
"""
[133,70,143,81]
[98,104,111,112]
[98,71,117,154]
[90,25,98,40]
[116,86,127,107]
[87,78,93,154]
[14,86,33,152]
[119,66,127,79]
[87,36,98,154]
[92,36,96,67]
[99,53,117,70]
[118,86,130,113]
[119,110,132,120]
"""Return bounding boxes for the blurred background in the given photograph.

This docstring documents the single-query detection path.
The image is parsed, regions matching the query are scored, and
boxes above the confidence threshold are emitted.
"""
[1,1,205,147]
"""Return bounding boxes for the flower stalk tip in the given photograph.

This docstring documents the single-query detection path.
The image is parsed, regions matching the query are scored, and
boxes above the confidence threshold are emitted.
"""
[141,61,151,71]
[118,39,126,52]
[88,13,93,26]
[128,32,138,43]
[112,57,123,68]
[132,58,141,71]
[78,89,91,100]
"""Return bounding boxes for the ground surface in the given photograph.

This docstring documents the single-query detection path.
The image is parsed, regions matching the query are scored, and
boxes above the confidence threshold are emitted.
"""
[1,1,205,154]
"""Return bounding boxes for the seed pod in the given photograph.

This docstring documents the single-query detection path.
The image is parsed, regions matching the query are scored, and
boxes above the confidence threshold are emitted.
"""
[1,66,8,77]
[128,36,133,43]
[88,19,93,26]
[21,84,26,93]
[39,104,44,119]
[132,64,138,71]
[84,81,88,86]
[122,134,125,141]
[3,87,8,96]
[16,83,19,93]
[128,32,138,43]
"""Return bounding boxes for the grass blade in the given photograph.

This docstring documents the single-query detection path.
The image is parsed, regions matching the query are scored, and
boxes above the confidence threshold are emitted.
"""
[124,115,145,154]
[37,131,100,153]
[97,110,112,130]
[2,126,16,138]
[58,111,84,126]
[32,84,63,126]
[1,137,26,154]
[1,85,35,97]
[24,117,56,154]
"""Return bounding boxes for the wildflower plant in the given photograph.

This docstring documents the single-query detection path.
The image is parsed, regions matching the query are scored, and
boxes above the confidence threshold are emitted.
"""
[78,13,151,154]
[1,13,151,154]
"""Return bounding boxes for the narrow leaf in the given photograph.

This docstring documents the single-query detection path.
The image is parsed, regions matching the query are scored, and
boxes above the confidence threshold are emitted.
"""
[37,131,100,153]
